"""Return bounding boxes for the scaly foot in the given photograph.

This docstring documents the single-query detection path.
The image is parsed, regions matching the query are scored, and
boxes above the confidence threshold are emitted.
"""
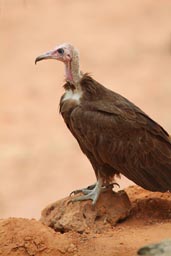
[69,180,120,205]
[70,182,120,196]
[70,183,96,196]
[69,179,103,205]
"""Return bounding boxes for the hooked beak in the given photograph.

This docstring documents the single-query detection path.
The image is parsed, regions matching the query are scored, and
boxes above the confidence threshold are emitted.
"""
[35,50,57,64]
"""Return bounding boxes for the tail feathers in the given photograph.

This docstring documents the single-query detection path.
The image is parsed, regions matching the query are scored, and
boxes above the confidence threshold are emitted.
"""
[133,165,171,192]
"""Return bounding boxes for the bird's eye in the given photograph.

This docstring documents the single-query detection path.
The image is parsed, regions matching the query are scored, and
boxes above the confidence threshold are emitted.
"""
[57,48,64,54]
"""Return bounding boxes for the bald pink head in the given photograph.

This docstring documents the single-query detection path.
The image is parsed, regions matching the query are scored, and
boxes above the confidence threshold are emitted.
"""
[35,43,81,84]
[35,43,75,63]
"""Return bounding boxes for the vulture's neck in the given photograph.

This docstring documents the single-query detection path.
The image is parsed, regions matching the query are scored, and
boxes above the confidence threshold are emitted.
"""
[65,56,82,88]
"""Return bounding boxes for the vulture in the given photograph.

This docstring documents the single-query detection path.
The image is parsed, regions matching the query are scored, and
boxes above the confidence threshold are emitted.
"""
[35,43,171,204]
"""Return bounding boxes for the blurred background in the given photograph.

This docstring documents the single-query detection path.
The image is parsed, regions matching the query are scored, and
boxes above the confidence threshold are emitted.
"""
[0,0,171,219]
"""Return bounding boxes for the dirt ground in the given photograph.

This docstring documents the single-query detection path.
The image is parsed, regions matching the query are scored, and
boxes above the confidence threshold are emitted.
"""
[1,0,171,255]
[1,186,171,256]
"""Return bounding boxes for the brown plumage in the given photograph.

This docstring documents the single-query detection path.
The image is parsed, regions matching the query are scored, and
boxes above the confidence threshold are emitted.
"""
[35,43,171,204]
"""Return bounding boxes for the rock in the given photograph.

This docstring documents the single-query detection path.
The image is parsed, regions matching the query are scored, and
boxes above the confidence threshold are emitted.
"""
[126,186,171,221]
[41,189,131,233]
[137,239,171,256]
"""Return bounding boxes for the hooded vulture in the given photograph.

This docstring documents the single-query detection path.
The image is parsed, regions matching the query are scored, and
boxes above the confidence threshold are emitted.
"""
[35,43,171,204]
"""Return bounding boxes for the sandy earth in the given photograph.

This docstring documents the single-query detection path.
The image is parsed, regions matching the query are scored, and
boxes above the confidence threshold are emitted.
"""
[1,186,171,256]
[1,0,171,255]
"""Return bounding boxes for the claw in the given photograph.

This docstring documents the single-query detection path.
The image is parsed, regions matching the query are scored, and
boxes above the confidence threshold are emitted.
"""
[69,179,103,205]
[70,191,98,205]
[68,180,120,205]
[69,189,82,196]
[70,183,96,196]
[70,182,119,197]
[105,182,120,189]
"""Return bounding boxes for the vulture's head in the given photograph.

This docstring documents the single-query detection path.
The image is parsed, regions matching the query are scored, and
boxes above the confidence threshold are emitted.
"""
[35,43,81,83]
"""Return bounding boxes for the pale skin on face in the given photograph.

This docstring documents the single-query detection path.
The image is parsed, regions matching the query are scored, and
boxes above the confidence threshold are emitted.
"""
[35,43,82,85]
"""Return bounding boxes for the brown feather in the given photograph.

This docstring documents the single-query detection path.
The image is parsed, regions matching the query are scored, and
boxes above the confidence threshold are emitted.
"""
[60,74,171,192]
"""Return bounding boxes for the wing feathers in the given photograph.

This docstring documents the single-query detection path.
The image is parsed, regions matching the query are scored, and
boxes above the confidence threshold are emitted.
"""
[61,75,171,192]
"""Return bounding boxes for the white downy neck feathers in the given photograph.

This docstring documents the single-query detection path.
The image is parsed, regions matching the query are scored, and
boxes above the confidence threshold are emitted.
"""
[62,89,83,103]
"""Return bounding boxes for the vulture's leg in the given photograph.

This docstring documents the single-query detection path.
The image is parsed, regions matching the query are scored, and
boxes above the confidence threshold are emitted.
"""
[70,177,103,205]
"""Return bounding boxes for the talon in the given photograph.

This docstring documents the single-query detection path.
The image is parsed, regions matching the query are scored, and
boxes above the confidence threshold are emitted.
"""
[69,183,96,197]
[68,179,103,205]
[68,180,120,205]
[106,182,120,189]
[113,182,120,188]
[70,189,82,196]
[67,199,73,205]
